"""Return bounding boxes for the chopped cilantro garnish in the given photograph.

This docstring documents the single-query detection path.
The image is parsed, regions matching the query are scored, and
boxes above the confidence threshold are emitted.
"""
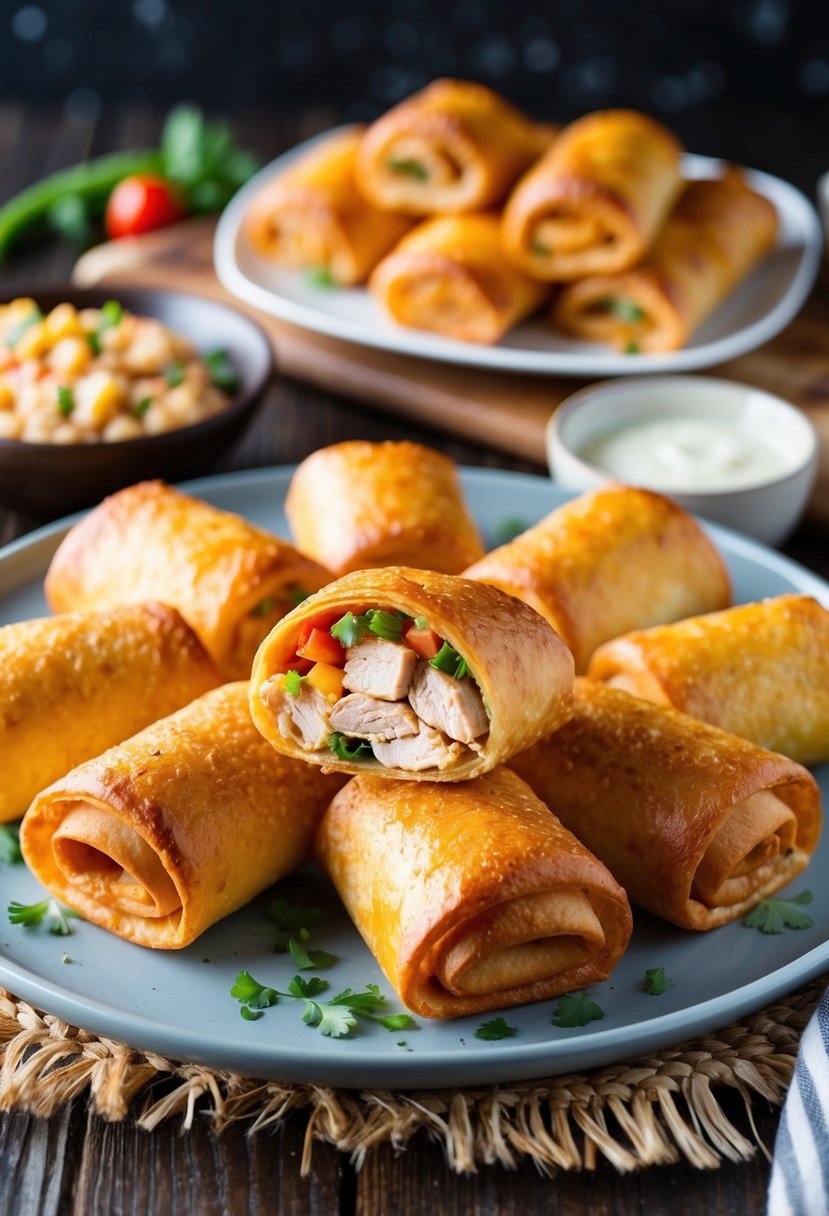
[0,824,22,865]
[386,158,428,182]
[131,396,152,418]
[304,266,336,288]
[328,731,374,761]
[552,992,604,1027]
[6,305,43,348]
[596,296,646,324]
[240,1006,262,1021]
[230,970,279,1009]
[430,642,470,681]
[644,966,673,996]
[56,385,75,417]
[475,1016,518,1041]
[164,361,186,388]
[204,348,241,394]
[8,897,78,936]
[744,890,814,934]
[231,972,416,1038]
[284,669,304,697]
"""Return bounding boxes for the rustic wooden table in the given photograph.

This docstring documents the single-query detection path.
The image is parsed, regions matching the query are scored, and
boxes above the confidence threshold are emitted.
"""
[1,103,827,1216]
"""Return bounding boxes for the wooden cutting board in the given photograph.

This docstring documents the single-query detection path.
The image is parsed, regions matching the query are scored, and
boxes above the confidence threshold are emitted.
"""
[74,217,829,525]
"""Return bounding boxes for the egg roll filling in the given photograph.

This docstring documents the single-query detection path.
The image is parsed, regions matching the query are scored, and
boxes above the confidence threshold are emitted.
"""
[423,888,606,997]
[232,585,310,675]
[51,804,181,920]
[384,138,465,186]
[389,268,500,341]
[258,604,490,773]
[691,790,798,909]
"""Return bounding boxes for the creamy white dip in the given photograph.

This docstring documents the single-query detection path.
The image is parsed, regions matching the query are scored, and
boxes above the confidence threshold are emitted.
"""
[581,417,797,491]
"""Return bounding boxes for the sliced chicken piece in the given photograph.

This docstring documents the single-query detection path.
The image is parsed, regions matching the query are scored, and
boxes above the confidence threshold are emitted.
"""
[372,723,465,771]
[343,636,417,701]
[329,693,419,741]
[408,661,489,744]
[260,675,331,750]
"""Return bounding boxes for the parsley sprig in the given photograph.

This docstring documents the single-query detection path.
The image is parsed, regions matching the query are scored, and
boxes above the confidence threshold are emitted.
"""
[644,966,673,996]
[475,1016,517,1041]
[552,992,604,1028]
[8,897,79,936]
[230,970,417,1037]
[0,824,22,865]
[267,896,335,965]
[744,890,814,934]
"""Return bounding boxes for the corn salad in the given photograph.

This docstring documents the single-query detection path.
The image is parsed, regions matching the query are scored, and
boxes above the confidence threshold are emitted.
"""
[0,299,233,443]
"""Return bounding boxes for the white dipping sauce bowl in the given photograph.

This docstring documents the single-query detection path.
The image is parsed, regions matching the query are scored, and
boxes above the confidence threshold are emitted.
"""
[547,375,818,547]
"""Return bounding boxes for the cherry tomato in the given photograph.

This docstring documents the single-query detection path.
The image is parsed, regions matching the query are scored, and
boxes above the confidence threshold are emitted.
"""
[105,174,186,239]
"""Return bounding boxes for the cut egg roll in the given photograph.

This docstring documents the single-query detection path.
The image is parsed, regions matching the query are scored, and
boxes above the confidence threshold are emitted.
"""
[249,566,574,780]
[245,127,412,286]
[20,683,344,949]
[285,440,485,575]
[553,171,778,351]
[44,480,332,680]
[501,109,683,281]
[356,78,555,215]
[511,681,821,930]
[369,214,548,344]
[0,603,220,824]
[464,483,732,673]
[588,594,829,765]
[316,768,632,1017]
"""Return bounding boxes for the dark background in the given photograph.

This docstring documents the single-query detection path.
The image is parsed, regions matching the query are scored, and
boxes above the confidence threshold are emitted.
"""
[1,0,829,188]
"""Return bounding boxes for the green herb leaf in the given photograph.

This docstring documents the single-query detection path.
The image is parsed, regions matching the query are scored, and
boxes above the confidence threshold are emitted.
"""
[430,642,470,681]
[287,936,337,971]
[284,669,305,697]
[100,299,123,329]
[304,266,336,289]
[6,306,43,348]
[160,106,260,208]
[229,970,279,1009]
[267,897,322,932]
[287,974,329,1000]
[624,340,641,355]
[552,992,605,1028]
[386,158,428,182]
[131,396,152,419]
[0,824,22,865]
[8,897,78,935]
[240,1006,262,1021]
[364,609,408,642]
[164,361,185,388]
[475,1016,518,1041]
[305,1002,357,1037]
[86,331,102,356]
[56,385,75,417]
[596,296,646,324]
[644,966,673,996]
[375,1013,417,1032]
[204,348,241,394]
[413,616,428,630]
[8,897,49,927]
[744,890,814,935]
[328,731,374,761]
[493,517,528,546]
[330,611,369,647]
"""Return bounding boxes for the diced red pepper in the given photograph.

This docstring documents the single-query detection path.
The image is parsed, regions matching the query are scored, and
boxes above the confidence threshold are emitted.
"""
[297,626,346,666]
[295,611,344,653]
[402,621,443,660]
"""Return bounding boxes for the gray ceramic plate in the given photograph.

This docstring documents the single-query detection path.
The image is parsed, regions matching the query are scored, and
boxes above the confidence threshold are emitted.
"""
[1,467,827,1089]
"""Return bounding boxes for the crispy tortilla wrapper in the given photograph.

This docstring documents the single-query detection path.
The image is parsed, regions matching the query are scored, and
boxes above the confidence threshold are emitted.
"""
[464,483,732,673]
[250,566,574,780]
[20,683,344,948]
[285,440,485,575]
[245,128,411,286]
[316,768,632,1017]
[511,680,821,930]
[0,603,220,824]
[44,480,332,680]
[501,109,683,281]
[355,78,555,215]
[553,172,778,351]
[369,214,548,344]
[588,594,829,765]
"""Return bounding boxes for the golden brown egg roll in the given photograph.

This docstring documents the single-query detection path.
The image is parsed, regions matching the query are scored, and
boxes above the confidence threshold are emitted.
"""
[552,171,778,351]
[464,483,732,673]
[511,681,821,931]
[249,566,574,780]
[0,603,220,824]
[20,683,344,948]
[245,128,412,286]
[356,78,555,216]
[316,768,632,1017]
[44,480,333,680]
[501,109,683,281]
[588,595,829,765]
[369,214,548,343]
[285,440,485,575]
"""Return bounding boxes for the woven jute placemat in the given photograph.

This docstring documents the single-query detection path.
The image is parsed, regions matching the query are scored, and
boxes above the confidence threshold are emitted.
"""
[1,977,824,1175]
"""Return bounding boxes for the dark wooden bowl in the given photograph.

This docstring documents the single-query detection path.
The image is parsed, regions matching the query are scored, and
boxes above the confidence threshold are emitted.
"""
[0,287,275,518]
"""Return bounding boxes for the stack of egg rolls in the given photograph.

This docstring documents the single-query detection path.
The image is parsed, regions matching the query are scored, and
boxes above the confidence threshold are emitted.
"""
[44,480,332,679]
[21,683,345,948]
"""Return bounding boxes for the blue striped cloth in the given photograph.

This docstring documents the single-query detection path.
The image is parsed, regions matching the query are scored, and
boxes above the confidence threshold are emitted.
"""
[769,989,829,1215]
